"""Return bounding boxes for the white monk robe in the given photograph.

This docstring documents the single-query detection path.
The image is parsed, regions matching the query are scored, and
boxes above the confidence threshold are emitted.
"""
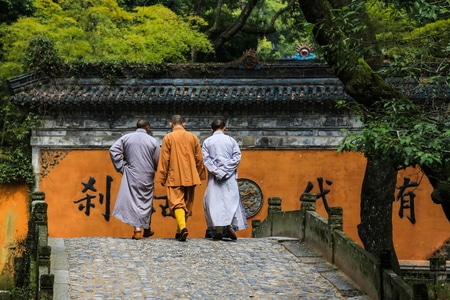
[202,131,248,230]
[109,128,160,229]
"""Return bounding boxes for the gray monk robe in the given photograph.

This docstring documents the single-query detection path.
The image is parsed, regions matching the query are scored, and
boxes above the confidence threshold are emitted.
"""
[202,131,248,230]
[109,128,160,229]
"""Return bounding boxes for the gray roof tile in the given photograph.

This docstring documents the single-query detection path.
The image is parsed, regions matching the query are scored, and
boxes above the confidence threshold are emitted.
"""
[7,63,449,115]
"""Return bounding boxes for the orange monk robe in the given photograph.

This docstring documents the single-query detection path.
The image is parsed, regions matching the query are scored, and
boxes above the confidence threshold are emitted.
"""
[155,127,206,214]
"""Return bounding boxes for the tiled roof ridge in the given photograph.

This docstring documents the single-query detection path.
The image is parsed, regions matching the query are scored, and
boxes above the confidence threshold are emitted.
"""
[7,63,450,115]
[9,76,351,108]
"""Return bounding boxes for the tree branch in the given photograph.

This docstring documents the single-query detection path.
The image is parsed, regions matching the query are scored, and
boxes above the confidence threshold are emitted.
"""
[240,0,296,35]
[212,0,260,51]
[297,0,405,106]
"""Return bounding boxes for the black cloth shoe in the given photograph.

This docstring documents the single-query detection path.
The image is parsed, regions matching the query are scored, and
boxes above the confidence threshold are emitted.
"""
[205,228,216,238]
[212,233,223,241]
[225,226,237,240]
[143,228,154,237]
[222,230,229,239]
[178,228,188,241]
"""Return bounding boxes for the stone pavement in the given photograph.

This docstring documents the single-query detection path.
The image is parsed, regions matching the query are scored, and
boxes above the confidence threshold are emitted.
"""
[49,237,372,300]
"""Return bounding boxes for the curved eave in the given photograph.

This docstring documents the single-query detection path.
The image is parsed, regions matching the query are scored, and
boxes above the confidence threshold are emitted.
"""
[8,72,450,114]
[9,77,354,114]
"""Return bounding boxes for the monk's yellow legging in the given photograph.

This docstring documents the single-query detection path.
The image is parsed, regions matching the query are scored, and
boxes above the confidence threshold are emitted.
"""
[174,208,186,233]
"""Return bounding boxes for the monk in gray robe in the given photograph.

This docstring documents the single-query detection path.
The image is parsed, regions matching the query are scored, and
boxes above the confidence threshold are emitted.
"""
[202,119,248,240]
[110,119,160,240]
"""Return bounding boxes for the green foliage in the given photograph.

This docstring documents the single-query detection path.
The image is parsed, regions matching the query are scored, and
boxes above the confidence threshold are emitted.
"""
[0,0,35,24]
[382,0,450,25]
[308,1,377,74]
[0,101,40,185]
[8,215,38,299]
[428,282,450,300]
[338,97,450,170]
[23,35,64,75]
[109,0,311,62]
[0,32,47,186]
[366,0,450,79]
[380,16,450,78]
[410,19,450,60]
[130,6,213,62]
[0,147,35,185]
[0,0,212,67]
[254,0,316,61]
[0,0,214,184]
[117,0,187,14]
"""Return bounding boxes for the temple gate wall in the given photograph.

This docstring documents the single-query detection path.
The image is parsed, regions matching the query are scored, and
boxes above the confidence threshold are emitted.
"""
[0,183,29,289]
[29,114,448,262]
[7,62,450,262]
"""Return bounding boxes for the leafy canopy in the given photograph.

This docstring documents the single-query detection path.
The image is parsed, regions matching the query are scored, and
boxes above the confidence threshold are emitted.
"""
[0,0,212,78]
[0,0,213,185]
[0,0,35,24]
[335,0,450,175]
[338,98,450,170]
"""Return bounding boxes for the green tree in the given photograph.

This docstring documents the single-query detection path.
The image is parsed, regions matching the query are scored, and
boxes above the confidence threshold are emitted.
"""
[0,0,35,24]
[115,0,304,62]
[0,104,38,185]
[117,0,186,14]
[0,0,213,185]
[297,0,449,271]
[195,0,303,61]
[250,0,317,61]
[0,0,212,66]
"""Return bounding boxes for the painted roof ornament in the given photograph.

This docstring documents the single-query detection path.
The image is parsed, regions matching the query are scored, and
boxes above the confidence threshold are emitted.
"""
[293,44,317,61]
[241,49,261,69]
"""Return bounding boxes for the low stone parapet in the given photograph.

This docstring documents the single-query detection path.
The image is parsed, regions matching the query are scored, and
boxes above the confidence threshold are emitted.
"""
[252,193,416,299]
[29,192,54,299]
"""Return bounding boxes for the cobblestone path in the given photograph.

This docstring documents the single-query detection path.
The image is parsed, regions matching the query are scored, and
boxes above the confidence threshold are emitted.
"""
[50,237,371,300]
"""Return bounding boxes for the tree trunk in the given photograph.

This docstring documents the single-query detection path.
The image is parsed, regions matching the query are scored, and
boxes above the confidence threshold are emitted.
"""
[420,164,450,221]
[358,158,401,273]
[297,0,407,271]
[211,0,259,51]
[298,0,405,106]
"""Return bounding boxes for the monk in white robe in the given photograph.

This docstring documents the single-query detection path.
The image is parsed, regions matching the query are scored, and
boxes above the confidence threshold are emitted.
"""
[110,119,160,239]
[202,119,248,240]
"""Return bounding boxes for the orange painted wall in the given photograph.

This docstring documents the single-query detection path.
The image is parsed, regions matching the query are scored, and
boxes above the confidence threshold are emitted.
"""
[39,149,449,260]
[0,183,29,289]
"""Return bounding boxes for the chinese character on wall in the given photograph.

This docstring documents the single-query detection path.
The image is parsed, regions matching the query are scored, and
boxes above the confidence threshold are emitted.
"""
[73,176,113,221]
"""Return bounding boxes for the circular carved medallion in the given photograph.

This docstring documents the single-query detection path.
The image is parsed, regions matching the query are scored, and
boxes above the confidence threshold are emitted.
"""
[238,178,263,218]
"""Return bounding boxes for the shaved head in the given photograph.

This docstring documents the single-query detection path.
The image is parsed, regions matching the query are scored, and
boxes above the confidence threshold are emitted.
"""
[170,115,185,125]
